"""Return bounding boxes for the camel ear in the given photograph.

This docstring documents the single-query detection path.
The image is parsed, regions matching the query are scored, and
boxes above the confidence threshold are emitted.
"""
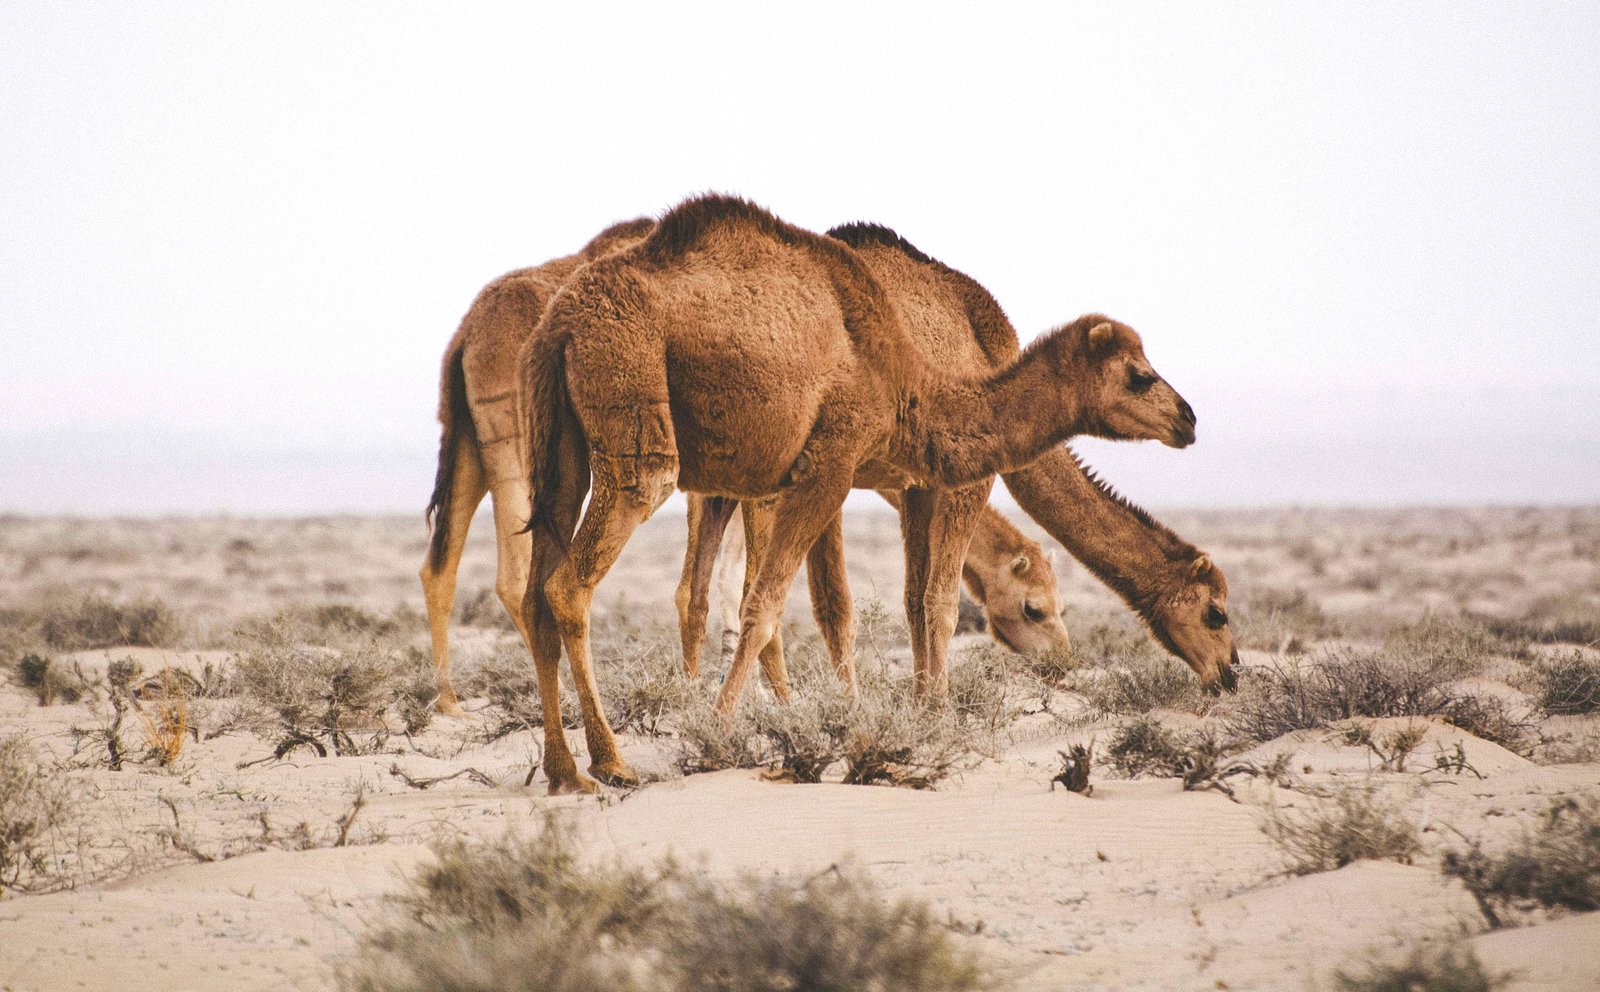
[1188,555,1213,581]
[1087,321,1115,355]
[1044,548,1057,568]
[1010,554,1031,576]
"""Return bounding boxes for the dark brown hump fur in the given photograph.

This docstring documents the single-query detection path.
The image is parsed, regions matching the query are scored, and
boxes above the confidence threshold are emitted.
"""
[639,193,802,262]
[424,341,474,571]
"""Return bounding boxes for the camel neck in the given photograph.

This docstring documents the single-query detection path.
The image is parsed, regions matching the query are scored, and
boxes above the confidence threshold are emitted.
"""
[890,333,1086,488]
[1001,446,1196,616]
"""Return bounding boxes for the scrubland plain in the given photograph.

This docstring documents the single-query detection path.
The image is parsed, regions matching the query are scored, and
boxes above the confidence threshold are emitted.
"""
[1,505,1598,991]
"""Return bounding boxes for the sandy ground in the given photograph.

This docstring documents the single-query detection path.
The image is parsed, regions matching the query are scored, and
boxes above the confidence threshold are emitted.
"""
[2,506,1598,991]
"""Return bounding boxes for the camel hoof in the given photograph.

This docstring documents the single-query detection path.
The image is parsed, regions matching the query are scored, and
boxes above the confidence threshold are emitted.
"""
[546,768,601,796]
[588,761,641,788]
[433,696,466,718]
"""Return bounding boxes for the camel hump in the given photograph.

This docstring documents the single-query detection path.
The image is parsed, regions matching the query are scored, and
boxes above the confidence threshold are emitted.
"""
[826,222,936,267]
[640,193,800,262]
[830,220,1020,366]
[580,217,655,259]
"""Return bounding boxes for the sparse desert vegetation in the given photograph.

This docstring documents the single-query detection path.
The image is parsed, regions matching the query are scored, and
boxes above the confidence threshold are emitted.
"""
[0,506,1597,990]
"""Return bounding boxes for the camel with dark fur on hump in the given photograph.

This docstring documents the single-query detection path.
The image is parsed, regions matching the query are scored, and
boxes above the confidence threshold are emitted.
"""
[520,194,1198,794]
[420,221,1067,716]
[678,221,1239,698]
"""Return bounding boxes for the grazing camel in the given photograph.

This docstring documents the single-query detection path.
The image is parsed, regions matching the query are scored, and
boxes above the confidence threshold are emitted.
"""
[677,221,1240,697]
[419,219,653,714]
[420,221,1067,715]
[520,194,1197,793]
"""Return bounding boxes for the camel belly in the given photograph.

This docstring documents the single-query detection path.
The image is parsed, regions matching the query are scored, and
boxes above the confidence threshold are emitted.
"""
[669,385,824,496]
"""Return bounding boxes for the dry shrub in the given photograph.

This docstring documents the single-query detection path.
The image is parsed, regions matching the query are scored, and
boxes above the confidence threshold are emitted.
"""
[1105,716,1189,778]
[1070,654,1206,715]
[1334,943,1507,992]
[0,733,75,895]
[1237,587,1339,653]
[1065,612,1162,667]
[1528,650,1600,716]
[340,817,996,992]
[1469,607,1600,649]
[15,652,86,706]
[233,602,416,647]
[1223,649,1535,753]
[453,586,517,630]
[1442,795,1600,927]
[1263,780,1421,875]
[674,662,994,789]
[13,592,188,651]
[135,668,190,767]
[1383,613,1504,676]
[235,629,435,756]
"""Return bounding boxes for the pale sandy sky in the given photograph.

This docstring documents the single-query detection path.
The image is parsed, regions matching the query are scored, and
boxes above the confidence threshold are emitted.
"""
[2,3,1597,513]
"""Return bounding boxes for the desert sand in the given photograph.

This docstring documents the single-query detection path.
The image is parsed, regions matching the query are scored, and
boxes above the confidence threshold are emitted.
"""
[1,505,1598,991]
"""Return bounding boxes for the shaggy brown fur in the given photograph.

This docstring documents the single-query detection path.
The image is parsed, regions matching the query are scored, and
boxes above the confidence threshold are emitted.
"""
[828,222,1237,689]
[520,194,1196,793]
[419,218,653,713]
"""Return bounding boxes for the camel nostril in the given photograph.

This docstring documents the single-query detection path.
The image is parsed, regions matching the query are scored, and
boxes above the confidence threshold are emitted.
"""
[1219,664,1238,694]
[1179,399,1196,426]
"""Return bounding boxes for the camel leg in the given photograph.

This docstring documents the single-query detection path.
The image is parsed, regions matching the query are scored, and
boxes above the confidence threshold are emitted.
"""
[546,439,677,787]
[715,469,853,713]
[714,510,747,671]
[480,442,535,646]
[740,498,791,700]
[805,511,858,693]
[918,480,993,700]
[522,423,593,794]
[419,432,487,717]
[674,494,735,679]
[900,487,936,694]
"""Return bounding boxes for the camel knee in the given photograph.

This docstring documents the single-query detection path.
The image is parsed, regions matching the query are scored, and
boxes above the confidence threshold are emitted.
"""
[544,570,590,639]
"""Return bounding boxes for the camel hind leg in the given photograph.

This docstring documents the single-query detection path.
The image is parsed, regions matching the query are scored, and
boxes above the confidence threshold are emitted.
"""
[419,431,488,716]
[738,498,791,699]
[545,404,678,788]
[675,494,736,679]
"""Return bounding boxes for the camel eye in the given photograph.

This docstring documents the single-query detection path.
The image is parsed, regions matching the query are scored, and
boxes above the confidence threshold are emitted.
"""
[1205,605,1228,629]
[1127,369,1157,393]
[1022,602,1048,623]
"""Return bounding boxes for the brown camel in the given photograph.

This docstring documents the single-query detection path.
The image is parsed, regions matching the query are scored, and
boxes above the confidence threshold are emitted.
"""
[420,221,1066,715]
[676,221,1239,697]
[828,222,1239,688]
[520,194,1197,793]
[419,219,653,714]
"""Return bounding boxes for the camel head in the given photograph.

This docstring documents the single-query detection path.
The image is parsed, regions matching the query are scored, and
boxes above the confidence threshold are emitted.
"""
[1150,554,1238,693]
[979,548,1072,656]
[1074,316,1196,449]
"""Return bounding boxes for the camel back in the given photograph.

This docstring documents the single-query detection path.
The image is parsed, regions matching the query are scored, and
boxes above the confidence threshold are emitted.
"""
[632,196,916,391]
[827,222,1021,369]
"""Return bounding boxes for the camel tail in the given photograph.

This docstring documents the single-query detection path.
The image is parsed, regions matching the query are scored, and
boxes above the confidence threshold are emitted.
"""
[523,331,580,551]
[424,343,474,572]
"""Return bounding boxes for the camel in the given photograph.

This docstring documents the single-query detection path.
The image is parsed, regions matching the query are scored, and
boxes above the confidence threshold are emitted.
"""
[419,218,654,714]
[520,194,1198,793]
[420,224,1067,716]
[675,221,1239,698]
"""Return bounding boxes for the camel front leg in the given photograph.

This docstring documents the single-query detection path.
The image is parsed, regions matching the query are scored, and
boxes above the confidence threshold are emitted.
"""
[919,480,994,700]
[675,494,735,678]
[715,470,854,713]
[419,432,488,717]
[805,511,857,694]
